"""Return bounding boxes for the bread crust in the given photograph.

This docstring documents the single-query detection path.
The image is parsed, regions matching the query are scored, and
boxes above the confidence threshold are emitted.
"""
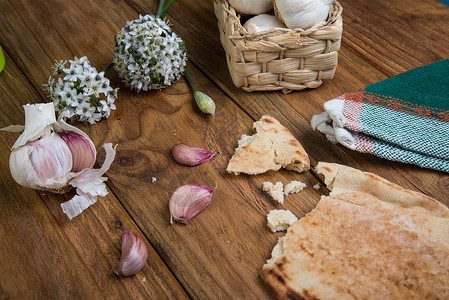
[261,163,449,299]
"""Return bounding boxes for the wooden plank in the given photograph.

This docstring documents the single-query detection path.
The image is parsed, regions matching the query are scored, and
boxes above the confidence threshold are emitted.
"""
[1,0,448,299]
[126,0,449,204]
[340,0,449,75]
[97,66,326,298]
[0,0,327,298]
[0,26,188,300]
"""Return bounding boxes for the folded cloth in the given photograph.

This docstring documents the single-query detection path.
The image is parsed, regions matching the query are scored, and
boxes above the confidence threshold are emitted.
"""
[311,59,449,173]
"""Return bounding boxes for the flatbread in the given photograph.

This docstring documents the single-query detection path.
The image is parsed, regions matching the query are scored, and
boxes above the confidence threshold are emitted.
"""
[261,163,449,299]
[227,115,310,175]
[316,162,449,218]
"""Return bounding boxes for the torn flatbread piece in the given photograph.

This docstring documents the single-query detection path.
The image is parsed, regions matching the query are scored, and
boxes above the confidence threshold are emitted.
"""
[261,163,449,300]
[316,162,449,217]
[227,115,310,175]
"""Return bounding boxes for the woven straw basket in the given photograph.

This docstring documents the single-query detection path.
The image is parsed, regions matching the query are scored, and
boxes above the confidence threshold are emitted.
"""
[214,0,343,93]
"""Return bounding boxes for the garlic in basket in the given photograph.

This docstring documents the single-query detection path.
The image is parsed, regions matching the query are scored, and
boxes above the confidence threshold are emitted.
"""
[228,0,273,15]
[274,0,333,29]
[2,103,116,220]
[243,14,286,33]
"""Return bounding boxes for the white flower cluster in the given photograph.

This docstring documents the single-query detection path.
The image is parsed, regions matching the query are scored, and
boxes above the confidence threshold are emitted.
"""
[45,56,118,124]
[112,14,187,92]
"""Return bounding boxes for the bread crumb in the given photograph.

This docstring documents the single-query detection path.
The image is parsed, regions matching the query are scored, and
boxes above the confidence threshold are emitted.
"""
[263,181,284,204]
[267,209,298,233]
[284,180,306,196]
[152,177,157,183]
[313,183,320,190]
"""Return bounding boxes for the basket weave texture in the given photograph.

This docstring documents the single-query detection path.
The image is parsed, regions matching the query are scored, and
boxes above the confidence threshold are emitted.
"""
[214,0,343,93]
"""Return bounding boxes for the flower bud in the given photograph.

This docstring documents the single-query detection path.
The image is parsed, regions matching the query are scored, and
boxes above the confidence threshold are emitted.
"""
[194,91,216,119]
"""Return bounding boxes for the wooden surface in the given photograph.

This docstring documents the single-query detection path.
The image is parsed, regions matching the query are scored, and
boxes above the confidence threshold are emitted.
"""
[0,0,448,298]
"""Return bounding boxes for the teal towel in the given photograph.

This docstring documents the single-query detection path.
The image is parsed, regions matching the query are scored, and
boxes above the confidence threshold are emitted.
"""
[311,59,449,173]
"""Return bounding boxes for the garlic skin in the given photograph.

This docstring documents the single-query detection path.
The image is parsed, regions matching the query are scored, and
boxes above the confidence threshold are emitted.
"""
[274,0,334,29]
[243,14,286,33]
[172,142,218,166]
[3,103,116,219]
[113,231,148,277]
[228,0,273,15]
[169,184,216,224]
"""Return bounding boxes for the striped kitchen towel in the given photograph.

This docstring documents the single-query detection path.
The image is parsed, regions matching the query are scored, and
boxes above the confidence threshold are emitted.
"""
[311,59,449,173]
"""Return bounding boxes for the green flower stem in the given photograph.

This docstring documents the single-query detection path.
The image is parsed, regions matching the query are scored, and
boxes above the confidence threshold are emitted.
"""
[102,62,115,73]
[161,0,176,18]
[0,45,4,73]
[184,69,198,93]
[184,70,216,118]
[156,0,176,18]
[156,0,165,18]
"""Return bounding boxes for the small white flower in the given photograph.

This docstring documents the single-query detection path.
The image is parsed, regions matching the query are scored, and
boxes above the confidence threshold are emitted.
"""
[45,56,118,124]
[113,14,187,92]
[52,60,67,75]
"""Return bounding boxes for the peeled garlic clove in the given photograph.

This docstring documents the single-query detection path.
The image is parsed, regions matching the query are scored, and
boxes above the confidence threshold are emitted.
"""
[169,184,216,224]
[274,0,333,29]
[113,231,148,277]
[194,91,216,119]
[61,130,95,172]
[244,14,286,33]
[228,0,273,15]
[172,142,218,166]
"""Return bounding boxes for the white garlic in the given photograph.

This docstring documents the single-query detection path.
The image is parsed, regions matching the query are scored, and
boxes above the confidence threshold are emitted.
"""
[228,0,273,15]
[2,103,116,219]
[10,131,74,191]
[243,14,286,33]
[274,0,334,29]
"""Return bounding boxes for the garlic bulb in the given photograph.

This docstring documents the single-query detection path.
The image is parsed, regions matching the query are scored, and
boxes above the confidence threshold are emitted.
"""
[243,14,286,33]
[274,0,333,29]
[2,103,116,219]
[228,0,273,15]
[113,231,148,277]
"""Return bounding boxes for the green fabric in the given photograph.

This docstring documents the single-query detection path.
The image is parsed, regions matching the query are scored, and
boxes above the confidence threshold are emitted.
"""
[314,59,449,172]
[365,59,449,111]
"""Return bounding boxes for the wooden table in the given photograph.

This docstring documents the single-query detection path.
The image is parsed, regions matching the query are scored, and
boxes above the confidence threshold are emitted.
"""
[0,0,448,298]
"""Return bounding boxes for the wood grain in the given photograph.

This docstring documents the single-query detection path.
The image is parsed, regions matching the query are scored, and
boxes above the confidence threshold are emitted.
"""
[0,16,187,300]
[0,0,448,298]
[138,0,449,203]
